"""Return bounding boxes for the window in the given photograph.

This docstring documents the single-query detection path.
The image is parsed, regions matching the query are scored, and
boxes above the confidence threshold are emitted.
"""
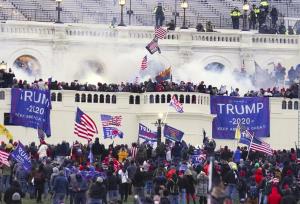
[105,95,110,103]
[81,94,86,103]
[282,101,287,109]
[112,95,116,104]
[129,95,134,104]
[167,94,171,103]
[87,94,92,103]
[93,94,98,103]
[288,101,293,110]
[155,95,160,103]
[4,113,15,126]
[150,95,154,104]
[161,95,166,103]
[295,101,299,110]
[75,93,80,102]
[51,93,56,101]
[192,95,196,104]
[179,95,184,103]
[100,94,104,103]
[0,91,4,100]
[185,95,190,104]
[57,93,62,102]
[135,96,140,104]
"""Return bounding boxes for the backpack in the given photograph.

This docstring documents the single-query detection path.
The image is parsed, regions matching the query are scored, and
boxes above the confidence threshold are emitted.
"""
[12,192,21,201]
[169,180,179,194]
[248,185,258,199]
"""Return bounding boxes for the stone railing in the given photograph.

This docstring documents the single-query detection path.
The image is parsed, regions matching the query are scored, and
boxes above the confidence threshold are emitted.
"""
[0,21,299,48]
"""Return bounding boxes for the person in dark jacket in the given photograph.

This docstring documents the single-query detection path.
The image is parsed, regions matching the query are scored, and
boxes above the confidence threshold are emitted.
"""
[52,170,68,204]
[92,138,104,161]
[106,171,120,202]
[88,177,106,204]
[132,167,146,200]
[183,169,196,204]
[154,3,165,27]
[33,164,46,203]
[4,180,24,204]
[74,174,88,204]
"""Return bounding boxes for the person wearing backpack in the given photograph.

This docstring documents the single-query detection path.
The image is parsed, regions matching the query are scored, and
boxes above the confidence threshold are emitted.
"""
[167,174,180,204]
[196,171,208,204]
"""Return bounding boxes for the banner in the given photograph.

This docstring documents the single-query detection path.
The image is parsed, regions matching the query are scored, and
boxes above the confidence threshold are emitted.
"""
[10,88,51,136]
[210,96,270,139]
[163,124,184,142]
[138,123,157,141]
[11,142,32,171]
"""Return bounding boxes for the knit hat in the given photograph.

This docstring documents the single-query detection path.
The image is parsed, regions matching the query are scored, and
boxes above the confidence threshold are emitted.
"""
[254,163,260,168]
[96,177,103,183]
[12,192,21,201]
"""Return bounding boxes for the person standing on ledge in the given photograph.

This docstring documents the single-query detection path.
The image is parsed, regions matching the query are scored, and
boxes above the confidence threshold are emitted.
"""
[154,2,165,27]
[230,7,241,29]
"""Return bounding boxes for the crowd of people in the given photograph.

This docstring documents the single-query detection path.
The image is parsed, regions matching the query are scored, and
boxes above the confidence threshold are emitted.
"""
[0,136,300,204]
[1,64,300,99]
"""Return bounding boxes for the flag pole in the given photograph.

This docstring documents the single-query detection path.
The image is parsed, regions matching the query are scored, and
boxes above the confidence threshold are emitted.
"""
[246,130,254,160]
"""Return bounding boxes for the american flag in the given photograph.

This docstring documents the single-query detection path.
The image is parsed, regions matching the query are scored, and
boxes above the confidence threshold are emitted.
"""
[155,27,168,39]
[0,150,10,167]
[145,37,161,55]
[170,95,184,113]
[250,133,273,155]
[74,108,98,141]
[140,55,148,70]
[101,114,122,127]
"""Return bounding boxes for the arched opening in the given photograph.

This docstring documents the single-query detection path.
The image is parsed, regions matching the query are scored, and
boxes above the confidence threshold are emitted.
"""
[75,93,80,102]
[57,93,62,102]
[185,95,190,104]
[51,93,56,101]
[192,95,196,104]
[81,94,86,103]
[105,94,110,103]
[13,55,41,76]
[87,94,92,103]
[282,100,287,109]
[112,95,116,104]
[204,62,225,72]
[155,95,160,103]
[161,94,166,103]
[294,101,299,110]
[167,94,172,103]
[179,95,184,103]
[135,96,140,104]
[288,101,293,110]
[93,94,98,103]
[150,95,154,104]
[129,95,134,104]
[100,94,104,103]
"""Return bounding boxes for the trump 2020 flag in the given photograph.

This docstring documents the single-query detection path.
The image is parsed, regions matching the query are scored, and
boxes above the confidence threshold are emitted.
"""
[103,127,123,139]
[138,123,157,142]
[239,130,252,146]
[163,124,184,142]
[11,142,32,171]
[10,88,51,136]
[170,95,184,113]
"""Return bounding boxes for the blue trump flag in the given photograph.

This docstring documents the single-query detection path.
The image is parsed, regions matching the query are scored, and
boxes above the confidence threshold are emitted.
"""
[138,123,157,142]
[10,88,51,136]
[11,142,32,171]
[163,124,184,142]
[103,127,123,139]
[210,96,270,139]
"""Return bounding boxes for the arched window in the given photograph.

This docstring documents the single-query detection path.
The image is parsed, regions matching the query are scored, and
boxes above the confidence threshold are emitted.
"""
[51,93,56,101]
[155,95,160,103]
[185,95,190,104]
[112,95,116,104]
[192,95,196,104]
[100,94,104,103]
[105,94,110,103]
[167,94,172,103]
[87,94,92,103]
[161,95,166,103]
[135,96,140,104]
[294,101,299,110]
[0,91,4,100]
[93,94,98,103]
[57,93,62,102]
[150,95,154,104]
[282,100,287,109]
[75,93,80,102]
[288,101,293,110]
[179,95,184,103]
[129,95,134,104]
[81,94,86,103]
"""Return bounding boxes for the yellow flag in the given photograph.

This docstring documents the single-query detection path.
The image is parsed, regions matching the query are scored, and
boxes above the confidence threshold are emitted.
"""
[0,124,13,140]
[235,123,241,140]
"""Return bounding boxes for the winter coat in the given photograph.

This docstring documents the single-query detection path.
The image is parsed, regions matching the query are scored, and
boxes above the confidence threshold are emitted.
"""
[196,172,208,197]
[268,186,282,204]
[89,182,106,200]
[52,175,69,194]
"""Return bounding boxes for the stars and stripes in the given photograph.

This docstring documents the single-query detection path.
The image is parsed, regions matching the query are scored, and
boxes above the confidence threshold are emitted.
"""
[169,95,184,113]
[101,114,122,127]
[250,135,273,155]
[0,150,10,167]
[155,27,168,39]
[74,108,98,141]
[145,37,161,55]
[140,55,148,70]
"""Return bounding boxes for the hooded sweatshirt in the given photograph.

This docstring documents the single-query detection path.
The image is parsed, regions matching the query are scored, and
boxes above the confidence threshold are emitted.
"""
[268,186,282,204]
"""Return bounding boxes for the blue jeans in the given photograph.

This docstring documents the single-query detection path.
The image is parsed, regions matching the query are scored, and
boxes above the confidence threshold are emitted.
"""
[180,189,186,204]
[2,175,10,191]
[88,198,102,204]
[134,187,144,200]
[53,193,66,204]
[226,184,239,202]
[169,194,180,204]
[107,190,119,202]
[19,181,28,195]
[145,180,153,196]
[74,192,86,204]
